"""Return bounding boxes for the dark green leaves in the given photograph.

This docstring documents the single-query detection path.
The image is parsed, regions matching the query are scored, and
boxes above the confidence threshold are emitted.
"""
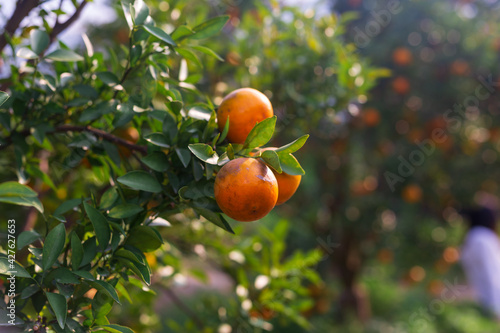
[0,256,32,278]
[142,25,176,47]
[261,150,282,173]
[42,223,66,270]
[88,280,120,304]
[46,292,67,329]
[0,181,44,213]
[30,29,49,55]
[108,203,143,219]
[117,171,162,193]
[17,230,41,249]
[277,152,305,176]
[0,91,8,107]
[141,152,169,172]
[193,206,234,234]
[276,134,309,154]
[83,202,111,250]
[125,226,163,252]
[243,116,276,149]
[98,324,135,333]
[190,16,229,40]
[188,143,219,164]
[71,233,84,270]
[45,49,84,62]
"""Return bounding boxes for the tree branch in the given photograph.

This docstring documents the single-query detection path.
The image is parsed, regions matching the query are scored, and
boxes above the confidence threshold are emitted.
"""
[54,124,148,155]
[0,125,148,155]
[0,0,40,54]
[49,0,89,44]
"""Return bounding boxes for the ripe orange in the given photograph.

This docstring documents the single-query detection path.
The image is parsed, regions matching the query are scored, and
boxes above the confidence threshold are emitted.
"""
[362,108,380,127]
[392,47,413,66]
[273,171,301,205]
[402,184,422,203]
[214,158,278,222]
[113,127,139,157]
[217,88,273,144]
[391,76,410,95]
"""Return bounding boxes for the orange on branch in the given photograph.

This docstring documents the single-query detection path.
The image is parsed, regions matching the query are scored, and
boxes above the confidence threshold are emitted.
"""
[214,158,278,222]
[273,171,301,205]
[217,88,273,144]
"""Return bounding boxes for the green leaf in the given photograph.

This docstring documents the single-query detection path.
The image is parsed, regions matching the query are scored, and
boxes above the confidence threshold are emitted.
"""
[45,49,84,62]
[54,198,81,216]
[99,324,135,333]
[191,45,224,61]
[17,47,38,59]
[276,135,309,154]
[277,153,305,176]
[108,203,143,219]
[175,148,191,168]
[0,256,32,278]
[30,29,49,55]
[21,284,40,299]
[42,223,66,270]
[96,71,120,86]
[177,48,202,68]
[71,233,84,270]
[0,91,8,107]
[46,292,67,329]
[144,132,171,148]
[72,270,95,281]
[141,151,169,172]
[261,150,282,173]
[217,116,230,144]
[46,267,80,284]
[92,290,114,320]
[116,257,151,285]
[88,280,120,304]
[114,249,145,265]
[171,25,194,41]
[188,143,219,165]
[134,0,149,25]
[142,25,177,46]
[100,187,118,210]
[125,225,163,252]
[83,202,111,250]
[0,181,37,197]
[243,116,276,149]
[189,16,229,40]
[117,171,162,193]
[17,230,41,249]
[193,207,234,234]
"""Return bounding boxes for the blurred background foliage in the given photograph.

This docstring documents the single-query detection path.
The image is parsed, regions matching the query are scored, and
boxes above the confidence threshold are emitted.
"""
[2,0,500,332]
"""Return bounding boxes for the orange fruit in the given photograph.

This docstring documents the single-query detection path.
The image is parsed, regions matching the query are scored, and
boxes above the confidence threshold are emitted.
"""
[217,88,273,144]
[113,127,139,157]
[362,108,380,127]
[391,76,410,95]
[273,171,301,205]
[450,59,469,76]
[214,158,278,222]
[392,47,413,66]
[402,184,422,203]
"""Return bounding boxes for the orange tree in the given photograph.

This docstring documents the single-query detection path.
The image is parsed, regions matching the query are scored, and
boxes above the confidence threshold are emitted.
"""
[0,1,320,332]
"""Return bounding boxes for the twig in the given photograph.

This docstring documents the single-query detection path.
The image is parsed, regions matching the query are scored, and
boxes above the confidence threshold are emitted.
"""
[163,286,204,330]
[0,0,40,54]
[0,125,148,155]
[49,1,89,44]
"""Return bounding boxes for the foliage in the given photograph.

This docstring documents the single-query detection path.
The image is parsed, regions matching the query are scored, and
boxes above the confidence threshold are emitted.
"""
[0,1,316,332]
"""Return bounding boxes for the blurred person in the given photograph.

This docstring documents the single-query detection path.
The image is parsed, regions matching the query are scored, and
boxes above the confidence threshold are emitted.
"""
[460,206,500,320]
